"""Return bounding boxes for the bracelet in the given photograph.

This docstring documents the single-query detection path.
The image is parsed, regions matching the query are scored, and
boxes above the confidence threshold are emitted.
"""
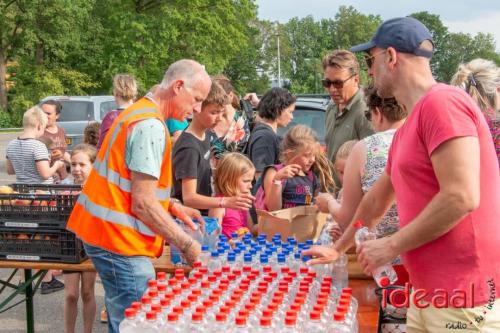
[181,237,194,253]
[168,198,181,213]
[218,197,225,208]
[272,178,282,186]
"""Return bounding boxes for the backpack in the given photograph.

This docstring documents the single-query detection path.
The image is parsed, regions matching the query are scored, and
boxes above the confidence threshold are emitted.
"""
[253,164,315,211]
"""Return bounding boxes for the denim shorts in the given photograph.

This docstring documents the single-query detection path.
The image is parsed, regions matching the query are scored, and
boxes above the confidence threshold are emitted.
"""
[84,243,155,333]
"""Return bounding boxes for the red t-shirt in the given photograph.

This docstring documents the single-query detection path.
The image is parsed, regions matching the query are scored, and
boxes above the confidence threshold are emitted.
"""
[387,84,500,306]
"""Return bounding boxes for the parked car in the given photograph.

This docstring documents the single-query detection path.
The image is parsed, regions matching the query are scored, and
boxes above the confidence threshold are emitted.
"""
[40,96,117,150]
[277,95,330,150]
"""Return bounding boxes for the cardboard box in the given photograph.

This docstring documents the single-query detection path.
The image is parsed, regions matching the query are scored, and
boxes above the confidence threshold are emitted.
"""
[256,205,328,243]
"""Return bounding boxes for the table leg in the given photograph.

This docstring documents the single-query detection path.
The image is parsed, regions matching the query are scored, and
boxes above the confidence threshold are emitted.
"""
[24,269,35,333]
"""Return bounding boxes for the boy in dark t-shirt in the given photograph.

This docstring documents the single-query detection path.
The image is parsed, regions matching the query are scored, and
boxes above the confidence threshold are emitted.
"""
[172,81,254,215]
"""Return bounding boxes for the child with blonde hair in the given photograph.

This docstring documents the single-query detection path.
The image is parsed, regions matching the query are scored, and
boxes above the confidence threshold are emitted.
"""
[257,124,335,211]
[209,153,256,237]
[63,143,98,333]
[334,139,358,199]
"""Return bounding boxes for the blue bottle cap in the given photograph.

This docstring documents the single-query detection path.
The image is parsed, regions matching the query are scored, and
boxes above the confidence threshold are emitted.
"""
[228,255,236,262]
[306,240,314,245]
[234,248,242,254]
[258,239,266,245]
[273,233,281,239]
[302,255,311,262]
[278,256,286,263]
[231,232,238,239]
[294,252,301,259]
[260,256,269,264]
[244,255,252,262]
[211,251,219,257]
[201,245,209,251]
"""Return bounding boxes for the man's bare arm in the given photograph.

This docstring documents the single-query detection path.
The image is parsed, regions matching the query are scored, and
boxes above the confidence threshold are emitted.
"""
[130,171,200,263]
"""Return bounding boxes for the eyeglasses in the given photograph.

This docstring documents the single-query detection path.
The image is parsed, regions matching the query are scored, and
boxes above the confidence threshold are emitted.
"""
[364,50,387,68]
[321,73,356,89]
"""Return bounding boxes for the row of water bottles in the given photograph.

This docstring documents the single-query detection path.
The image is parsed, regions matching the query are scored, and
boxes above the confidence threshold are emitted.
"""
[119,234,358,332]
[120,263,359,333]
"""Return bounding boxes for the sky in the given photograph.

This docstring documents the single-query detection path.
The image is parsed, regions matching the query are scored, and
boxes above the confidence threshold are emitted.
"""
[255,0,500,50]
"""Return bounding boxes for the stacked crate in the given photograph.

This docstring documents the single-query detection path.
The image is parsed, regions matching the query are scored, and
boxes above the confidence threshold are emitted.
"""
[0,184,86,263]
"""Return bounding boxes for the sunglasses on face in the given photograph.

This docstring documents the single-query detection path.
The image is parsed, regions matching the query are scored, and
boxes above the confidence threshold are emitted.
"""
[364,50,387,69]
[321,73,356,89]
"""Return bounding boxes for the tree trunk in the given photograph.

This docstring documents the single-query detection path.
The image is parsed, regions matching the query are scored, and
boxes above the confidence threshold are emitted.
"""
[0,48,8,112]
[35,43,44,65]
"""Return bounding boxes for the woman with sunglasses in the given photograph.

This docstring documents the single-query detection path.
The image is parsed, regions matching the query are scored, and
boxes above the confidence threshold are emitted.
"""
[314,86,407,243]
[321,50,374,186]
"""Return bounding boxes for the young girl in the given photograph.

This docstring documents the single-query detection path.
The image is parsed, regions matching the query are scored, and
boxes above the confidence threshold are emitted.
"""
[63,144,97,333]
[261,125,335,211]
[333,139,358,200]
[209,153,256,237]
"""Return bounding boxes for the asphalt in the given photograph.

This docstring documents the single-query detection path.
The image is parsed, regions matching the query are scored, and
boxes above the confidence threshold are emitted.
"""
[0,132,108,332]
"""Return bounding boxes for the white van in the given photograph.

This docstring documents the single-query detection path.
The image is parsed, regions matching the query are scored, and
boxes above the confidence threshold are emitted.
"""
[40,96,117,150]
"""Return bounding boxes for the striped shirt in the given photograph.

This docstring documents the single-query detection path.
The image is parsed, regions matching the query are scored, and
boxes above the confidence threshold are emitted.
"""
[6,138,53,184]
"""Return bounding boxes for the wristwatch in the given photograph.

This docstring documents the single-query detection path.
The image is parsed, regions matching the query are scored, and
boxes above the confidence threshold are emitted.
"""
[273,178,282,186]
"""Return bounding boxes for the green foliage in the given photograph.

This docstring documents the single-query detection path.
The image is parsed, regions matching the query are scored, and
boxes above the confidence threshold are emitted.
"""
[0,110,12,127]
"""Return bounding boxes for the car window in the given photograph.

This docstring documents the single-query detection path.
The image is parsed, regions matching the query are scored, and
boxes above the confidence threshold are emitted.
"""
[100,101,118,119]
[277,108,326,143]
[59,101,94,121]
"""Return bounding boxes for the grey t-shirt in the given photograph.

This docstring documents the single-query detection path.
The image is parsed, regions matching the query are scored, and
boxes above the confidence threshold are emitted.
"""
[6,138,53,184]
[247,122,280,173]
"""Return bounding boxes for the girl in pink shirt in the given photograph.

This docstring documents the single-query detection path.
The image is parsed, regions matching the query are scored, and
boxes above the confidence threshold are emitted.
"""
[209,153,256,238]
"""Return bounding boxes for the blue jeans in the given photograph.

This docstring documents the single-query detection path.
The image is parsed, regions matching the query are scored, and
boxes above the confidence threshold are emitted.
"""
[84,243,155,333]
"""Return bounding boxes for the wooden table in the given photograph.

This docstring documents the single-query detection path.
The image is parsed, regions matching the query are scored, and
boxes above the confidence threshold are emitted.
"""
[0,256,380,333]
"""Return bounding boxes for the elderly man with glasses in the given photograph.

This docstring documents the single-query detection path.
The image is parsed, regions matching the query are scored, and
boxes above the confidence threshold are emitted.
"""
[322,50,374,186]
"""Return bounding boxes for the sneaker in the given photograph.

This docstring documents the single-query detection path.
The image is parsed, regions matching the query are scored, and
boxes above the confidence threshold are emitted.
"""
[41,278,65,294]
[100,309,108,323]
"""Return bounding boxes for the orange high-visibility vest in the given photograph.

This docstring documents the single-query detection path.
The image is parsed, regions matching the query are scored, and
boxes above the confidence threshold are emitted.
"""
[67,98,171,257]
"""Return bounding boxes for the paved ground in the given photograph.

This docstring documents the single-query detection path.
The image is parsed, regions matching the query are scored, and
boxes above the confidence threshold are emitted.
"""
[0,132,108,332]
[0,270,108,333]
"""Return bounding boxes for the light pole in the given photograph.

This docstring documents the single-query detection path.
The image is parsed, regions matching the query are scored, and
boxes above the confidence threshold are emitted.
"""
[275,21,281,88]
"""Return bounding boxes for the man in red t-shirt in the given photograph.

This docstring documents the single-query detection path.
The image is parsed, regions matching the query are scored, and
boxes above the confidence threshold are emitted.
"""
[305,17,500,331]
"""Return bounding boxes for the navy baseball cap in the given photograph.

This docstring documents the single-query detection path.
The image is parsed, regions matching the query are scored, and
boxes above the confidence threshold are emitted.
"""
[351,17,434,58]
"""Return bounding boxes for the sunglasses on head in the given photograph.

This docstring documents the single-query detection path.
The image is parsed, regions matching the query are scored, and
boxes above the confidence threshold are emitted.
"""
[321,73,356,89]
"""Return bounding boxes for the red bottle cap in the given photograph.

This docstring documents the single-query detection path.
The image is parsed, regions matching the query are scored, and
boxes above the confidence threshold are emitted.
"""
[285,314,297,326]
[260,317,271,327]
[238,309,249,317]
[147,280,157,288]
[160,298,170,307]
[310,311,321,320]
[192,289,202,296]
[215,313,227,322]
[300,267,310,274]
[222,265,231,273]
[156,272,166,280]
[208,275,217,282]
[146,311,157,320]
[148,290,158,298]
[193,261,202,268]
[263,265,272,273]
[141,295,151,304]
[201,281,211,289]
[168,278,178,286]
[151,304,161,313]
[175,268,184,276]
[188,294,198,302]
[323,276,333,282]
[191,312,203,321]
[172,286,182,295]
[220,305,230,314]
[354,219,366,229]
[202,300,213,308]
[290,303,301,311]
[235,316,247,325]
[242,265,252,272]
[167,313,178,322]
[124,308,136,318]
[339,299,350,306]
[334,311,345,321]
[337,305,348,313]
[131,302,142,310]
[214,270,222,277]
[379,276,390,287]
[188,277,197,284]
[181,282,190,289]
[158,284,167,292]
[195,306,206,314]
[262,309,273,317]
[173,306,183,314]
[233,269,242,276]
[281,266,290,274]
[313,304,324,312]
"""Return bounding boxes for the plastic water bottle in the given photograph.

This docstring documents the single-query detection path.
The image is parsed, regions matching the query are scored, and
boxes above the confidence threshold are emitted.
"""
[329,311,351,333]
[208,251,222,272]
[353,220,397,287]
[233,315,252,333]
[199,245,211,266]
[138,311,160,332]
[119,308,138,333]
[280,313,298,333]
[188,312,204,333]
[303,311,325,332]
[332,254,348,291]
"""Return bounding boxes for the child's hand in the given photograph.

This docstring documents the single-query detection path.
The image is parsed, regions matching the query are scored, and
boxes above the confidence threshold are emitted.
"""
[314,192,334,213]
[274,164,302,181]
[51,149,63,161]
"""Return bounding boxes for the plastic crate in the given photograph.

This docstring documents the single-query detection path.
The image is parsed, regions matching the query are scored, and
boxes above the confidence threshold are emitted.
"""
[0,227,87,263]
[0,183,82,228]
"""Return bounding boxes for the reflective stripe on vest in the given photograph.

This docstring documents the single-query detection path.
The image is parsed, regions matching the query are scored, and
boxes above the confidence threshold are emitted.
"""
[77,192,156,237]
[94,107,170,200]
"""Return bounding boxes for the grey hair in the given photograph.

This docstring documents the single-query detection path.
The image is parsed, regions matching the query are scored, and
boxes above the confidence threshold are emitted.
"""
[160,59,208,89]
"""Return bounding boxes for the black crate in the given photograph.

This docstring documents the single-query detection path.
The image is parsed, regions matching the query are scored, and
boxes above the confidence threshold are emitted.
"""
[0,228,87,263]
[0,184,82,228]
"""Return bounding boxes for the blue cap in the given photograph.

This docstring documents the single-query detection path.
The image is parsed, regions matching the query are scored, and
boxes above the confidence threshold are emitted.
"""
[260,256,269,264]
[302,255,311,262]
[228,254,236,262]
[294,252,301,259]
[305,240,314,245]
[231,232,238,239]
[351,17,433,58]
[201,245,209,251]
[244,255,252,262]
[211,251,219,257]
